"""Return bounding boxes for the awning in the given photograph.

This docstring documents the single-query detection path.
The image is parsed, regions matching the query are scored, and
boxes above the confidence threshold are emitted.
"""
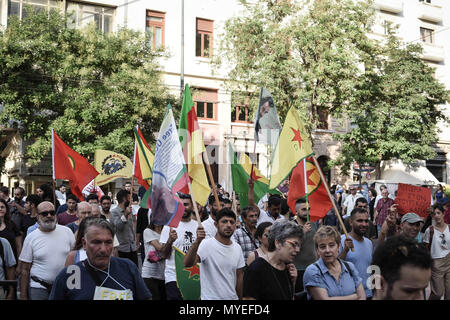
[380,159,439,185]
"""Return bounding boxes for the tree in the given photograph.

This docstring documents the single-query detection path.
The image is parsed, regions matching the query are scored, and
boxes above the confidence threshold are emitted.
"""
[216,0,448,179]
[0,8,176,165]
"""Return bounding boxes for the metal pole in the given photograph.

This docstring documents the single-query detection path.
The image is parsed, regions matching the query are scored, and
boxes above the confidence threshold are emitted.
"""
[180,0,185,100]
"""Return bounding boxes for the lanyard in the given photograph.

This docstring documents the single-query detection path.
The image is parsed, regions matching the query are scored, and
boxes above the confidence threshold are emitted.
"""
[83,259,127,290]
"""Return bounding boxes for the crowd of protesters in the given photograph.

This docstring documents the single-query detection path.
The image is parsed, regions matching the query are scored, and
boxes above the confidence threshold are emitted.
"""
[0,180,449,300]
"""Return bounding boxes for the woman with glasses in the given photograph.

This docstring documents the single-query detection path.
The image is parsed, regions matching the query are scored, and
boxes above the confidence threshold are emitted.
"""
[424,203,450,300]
[245,222,272,266]
[243,220,302,300]
[303,225,366,300]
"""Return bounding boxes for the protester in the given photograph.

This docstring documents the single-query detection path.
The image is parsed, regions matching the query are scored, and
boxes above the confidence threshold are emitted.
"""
[86,193,99,206]
[291,198,317,292]
[20,195,41,241]
[159,193,198,300]
[184,208,245,300]
[57,194,78,226]
[340,197,377,241]
[303,225,365,300]
[124,182,139,204]
[435,184,448,205]
[243,220,302,300]
[257,194,284,225]
[50,218,151,300]
[65,216,96,266]
[0,199,22,260]
[55,184,67,205]
[9,187,26,232]
[66,202,93,233]
[371,235,432,300]
[339,207,374,299]
[374,188,395,235]
[37,183,60,211]
[399,213,423,242]
[246,222,272,266]
[100,195,112,220]
[202,194,224,239]
[109,189,138,267]
[142,219,166,300]
[19,201,75,300]
[233,206,260,262]
[0,237,16,300]
[341,186,362,219]
[423,203,450,300]
[368,187,377,222]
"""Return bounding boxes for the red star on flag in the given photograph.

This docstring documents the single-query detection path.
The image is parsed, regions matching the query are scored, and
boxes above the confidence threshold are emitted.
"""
[184,264,200,279]
[291,128,302,149]
[306,167,316,189]
[250,167,261,181]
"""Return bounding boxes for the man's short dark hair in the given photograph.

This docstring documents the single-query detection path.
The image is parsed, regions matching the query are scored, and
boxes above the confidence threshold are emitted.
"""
[355,197,368,206]
[208,194,224,205]
[0,186,9,195]
[26,194,42,208]
[222,198,232,205]
[67,194,79,202]
[116,189,130,204]
[268,194,282,207]
[215,208,236,222]
[432,203,444,212]
[295,198,306,206]
[15,187,25,197]
[255,222,272,240]
[84,217,115,238]
[350,207,368,218]
[241,206,258,219]
[371,235,431,288]
[86,193,99,202]
[100,195,111,203]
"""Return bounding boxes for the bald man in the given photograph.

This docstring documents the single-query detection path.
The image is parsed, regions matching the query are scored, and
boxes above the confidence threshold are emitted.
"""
[19,201,75,300]
[66,202,92,233]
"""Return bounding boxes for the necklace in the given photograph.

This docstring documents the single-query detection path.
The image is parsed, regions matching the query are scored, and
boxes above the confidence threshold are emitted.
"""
[267,254,293,300]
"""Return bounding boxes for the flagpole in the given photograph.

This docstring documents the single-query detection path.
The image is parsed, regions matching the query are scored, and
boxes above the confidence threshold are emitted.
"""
[303,158,309,222]
[250,140,257,184]
[187,179,202,225]
[52,179,57,208]
[202,151,221,210]
[231,190,237,215]
[312,156,353,251]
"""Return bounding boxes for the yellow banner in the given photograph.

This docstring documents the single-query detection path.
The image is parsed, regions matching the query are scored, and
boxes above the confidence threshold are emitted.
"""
[94,150,133,186]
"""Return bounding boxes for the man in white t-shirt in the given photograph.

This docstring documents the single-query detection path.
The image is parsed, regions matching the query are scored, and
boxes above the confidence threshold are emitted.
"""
[257,194,285,226]
[19,201,75,300]
[202,194,225,239]
[341,186,364,219]
[160,194,200,300]
[184,208,245,300]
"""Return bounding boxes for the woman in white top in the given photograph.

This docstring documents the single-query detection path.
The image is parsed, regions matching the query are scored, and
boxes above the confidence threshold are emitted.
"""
[424,203,450,300]
[142,221,166,300]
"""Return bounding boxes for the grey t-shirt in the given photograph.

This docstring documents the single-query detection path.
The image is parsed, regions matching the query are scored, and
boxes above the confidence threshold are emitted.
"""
[291,219,318,271]
[109,206,136,252]
[0,237,17,280]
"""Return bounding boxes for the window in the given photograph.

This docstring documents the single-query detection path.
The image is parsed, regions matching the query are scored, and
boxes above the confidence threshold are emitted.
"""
[194,88,217,120]
[196,18,213,57]
[232,105,251,123]
[8,0,61,19]
[420,27,434,44]
[419,0,431,3]
[146,10,165,49]
[66,2,114,34]
[317,108,329,130]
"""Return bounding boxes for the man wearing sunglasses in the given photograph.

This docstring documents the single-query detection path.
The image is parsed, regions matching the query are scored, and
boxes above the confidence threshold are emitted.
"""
[18,201,75,300]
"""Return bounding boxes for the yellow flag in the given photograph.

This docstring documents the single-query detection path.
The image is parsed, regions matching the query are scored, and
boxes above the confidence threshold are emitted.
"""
[94,150,133,186]
[269,107,314,189]
[239,153,269,185]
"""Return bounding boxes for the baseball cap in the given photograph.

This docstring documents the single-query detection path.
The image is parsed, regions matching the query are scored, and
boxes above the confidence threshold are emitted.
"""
[401,212,423,224]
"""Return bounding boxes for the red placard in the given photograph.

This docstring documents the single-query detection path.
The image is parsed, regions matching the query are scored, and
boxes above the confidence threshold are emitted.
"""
[394,183,431,218]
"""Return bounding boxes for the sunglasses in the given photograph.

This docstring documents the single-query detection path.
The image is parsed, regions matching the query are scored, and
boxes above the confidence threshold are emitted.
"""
[440,234,446,246]
[39,210,56,217]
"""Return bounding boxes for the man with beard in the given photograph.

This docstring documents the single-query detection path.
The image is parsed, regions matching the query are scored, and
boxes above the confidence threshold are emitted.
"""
[371,235,431,300]
[184,208,245,300]
[233,206,259,262]
[339,207,374,299]
[9,187,27,231]
[291,198,317,292]
[159,194,199,300]
[399,213,423,241]
[257,194,284,226]
[18,201,75,300]
[49,218,151,300]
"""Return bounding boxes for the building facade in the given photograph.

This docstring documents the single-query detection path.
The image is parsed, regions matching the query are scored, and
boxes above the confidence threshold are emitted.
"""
[0,0,448,196]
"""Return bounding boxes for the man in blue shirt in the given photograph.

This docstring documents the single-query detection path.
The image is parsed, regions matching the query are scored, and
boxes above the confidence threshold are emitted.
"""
[49,218,151,300]
[339,207,374,299]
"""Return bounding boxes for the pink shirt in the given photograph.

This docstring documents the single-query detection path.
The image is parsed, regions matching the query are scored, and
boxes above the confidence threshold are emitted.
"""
[375,198,395,226]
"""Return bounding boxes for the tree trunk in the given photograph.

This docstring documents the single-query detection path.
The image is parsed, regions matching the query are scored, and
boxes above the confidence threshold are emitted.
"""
[375,161,382,180]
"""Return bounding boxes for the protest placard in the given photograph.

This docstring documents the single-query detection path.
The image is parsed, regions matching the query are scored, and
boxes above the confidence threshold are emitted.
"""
[394,183,431,218]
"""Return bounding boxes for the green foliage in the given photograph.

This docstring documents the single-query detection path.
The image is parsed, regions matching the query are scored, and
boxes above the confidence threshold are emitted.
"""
[0,8,176,164]
[216,0,448,176]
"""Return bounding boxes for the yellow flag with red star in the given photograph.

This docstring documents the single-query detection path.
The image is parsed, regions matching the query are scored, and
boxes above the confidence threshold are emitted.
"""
[269,107,313,189]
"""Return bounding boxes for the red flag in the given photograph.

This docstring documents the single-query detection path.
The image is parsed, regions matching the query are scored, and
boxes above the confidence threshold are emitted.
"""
[287,157,332,222]
[52,129,99,200]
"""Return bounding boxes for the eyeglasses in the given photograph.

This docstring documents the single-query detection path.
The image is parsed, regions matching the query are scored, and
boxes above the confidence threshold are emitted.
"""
[285,240,301,250]
[39,210,56,217]
[440,234,446,246]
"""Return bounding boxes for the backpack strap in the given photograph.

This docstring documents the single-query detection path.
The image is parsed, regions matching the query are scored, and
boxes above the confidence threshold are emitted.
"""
[341,260,353,278]
[429,226,434,252]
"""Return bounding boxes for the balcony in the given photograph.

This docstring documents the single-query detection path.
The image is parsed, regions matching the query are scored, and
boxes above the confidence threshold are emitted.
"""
[421,43,445,62]
[373,0,403,14]
[418,2,443,23]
